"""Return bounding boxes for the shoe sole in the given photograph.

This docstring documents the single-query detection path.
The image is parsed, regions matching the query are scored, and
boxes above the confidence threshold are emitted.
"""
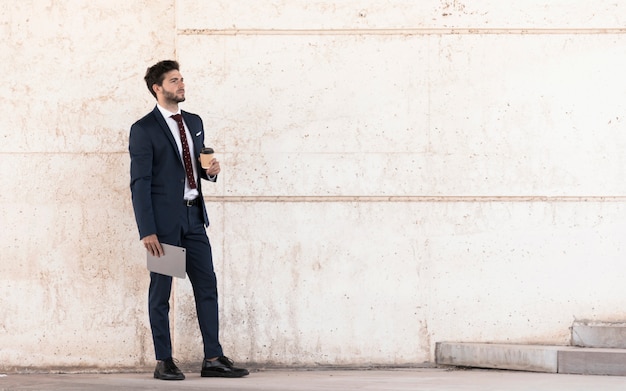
[154,373,185,380]
[201,371,249,378]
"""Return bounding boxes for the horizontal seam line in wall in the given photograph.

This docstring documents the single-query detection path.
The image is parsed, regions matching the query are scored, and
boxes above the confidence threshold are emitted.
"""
[203,196,626,202]
[179,28,626,36]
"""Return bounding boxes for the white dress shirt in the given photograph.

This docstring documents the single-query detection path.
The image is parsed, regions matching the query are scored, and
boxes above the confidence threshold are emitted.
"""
[156,104,200,201]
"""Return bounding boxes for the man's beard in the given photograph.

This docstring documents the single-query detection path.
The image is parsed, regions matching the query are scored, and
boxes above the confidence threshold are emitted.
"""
[163,90,185,104]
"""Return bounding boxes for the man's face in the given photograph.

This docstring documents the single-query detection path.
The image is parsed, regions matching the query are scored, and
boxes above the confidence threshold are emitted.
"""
[156,69,185,104]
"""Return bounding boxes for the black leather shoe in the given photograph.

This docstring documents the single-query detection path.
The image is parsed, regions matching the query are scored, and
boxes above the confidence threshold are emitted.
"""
[154,357,185,380]
[201,356,249,378]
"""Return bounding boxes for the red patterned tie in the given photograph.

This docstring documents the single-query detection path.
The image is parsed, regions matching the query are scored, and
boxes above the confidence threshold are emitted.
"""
[171,114,197,189]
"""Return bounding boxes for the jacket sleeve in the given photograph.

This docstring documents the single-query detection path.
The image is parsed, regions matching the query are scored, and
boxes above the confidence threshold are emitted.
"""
[194,115,218,183]
[129,122,157,239]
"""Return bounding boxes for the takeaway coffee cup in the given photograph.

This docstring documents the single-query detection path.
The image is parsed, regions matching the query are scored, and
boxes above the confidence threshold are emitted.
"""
[200,147,214,169]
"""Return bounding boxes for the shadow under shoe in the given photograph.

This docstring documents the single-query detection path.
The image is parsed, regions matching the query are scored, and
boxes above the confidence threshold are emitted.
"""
[201,356,249,378]
[154,357,185,380]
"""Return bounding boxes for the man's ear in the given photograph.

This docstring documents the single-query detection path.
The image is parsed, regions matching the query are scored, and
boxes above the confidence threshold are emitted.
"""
[152,83,160,96]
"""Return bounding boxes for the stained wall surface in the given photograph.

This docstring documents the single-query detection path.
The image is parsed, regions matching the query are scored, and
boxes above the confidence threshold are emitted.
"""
[2,1,626,370]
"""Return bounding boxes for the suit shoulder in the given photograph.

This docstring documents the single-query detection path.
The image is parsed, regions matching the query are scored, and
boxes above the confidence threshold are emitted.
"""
[132,110,159,128]
[182,110,202,119]
[181,110,203,129]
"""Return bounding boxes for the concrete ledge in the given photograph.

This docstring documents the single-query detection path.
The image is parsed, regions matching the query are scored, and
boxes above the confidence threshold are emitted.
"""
[437,342,626,376]
[558,348,626,376]
[571,322,626,349]
[435,342,569,373]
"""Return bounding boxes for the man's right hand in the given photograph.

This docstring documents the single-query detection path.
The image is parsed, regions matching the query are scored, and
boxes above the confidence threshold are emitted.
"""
[142,234,164,257]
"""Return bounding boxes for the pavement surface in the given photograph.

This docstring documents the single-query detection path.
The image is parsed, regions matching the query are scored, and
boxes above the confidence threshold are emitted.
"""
[1,368,625,391]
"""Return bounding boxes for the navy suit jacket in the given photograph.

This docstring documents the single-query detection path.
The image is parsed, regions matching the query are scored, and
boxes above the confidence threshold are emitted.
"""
[129,106,212,240]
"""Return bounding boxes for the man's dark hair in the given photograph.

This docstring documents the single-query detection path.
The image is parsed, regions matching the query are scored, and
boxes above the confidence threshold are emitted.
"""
[144,60,180,99]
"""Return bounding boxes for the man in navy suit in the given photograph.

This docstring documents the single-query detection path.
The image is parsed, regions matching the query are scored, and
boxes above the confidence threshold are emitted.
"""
[129,60,248,380]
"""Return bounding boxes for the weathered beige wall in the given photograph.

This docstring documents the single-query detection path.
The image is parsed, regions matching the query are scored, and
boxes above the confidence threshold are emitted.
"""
[0,0,176,370]
[2,0,626,371]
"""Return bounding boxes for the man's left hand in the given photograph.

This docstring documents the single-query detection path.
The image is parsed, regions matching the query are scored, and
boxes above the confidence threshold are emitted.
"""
[205,158,220,177]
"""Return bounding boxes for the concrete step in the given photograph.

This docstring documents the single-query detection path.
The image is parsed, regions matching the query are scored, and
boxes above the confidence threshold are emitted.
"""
[435,342,566,373]
[559,347,626,376]
[571,321,626,349]
[436,342,626,376]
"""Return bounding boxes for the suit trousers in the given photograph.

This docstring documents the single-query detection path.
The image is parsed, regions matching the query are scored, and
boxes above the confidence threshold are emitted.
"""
[148,202,224,360]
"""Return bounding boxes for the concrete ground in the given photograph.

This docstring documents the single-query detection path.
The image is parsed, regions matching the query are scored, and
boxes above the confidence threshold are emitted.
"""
[1,368,625,391]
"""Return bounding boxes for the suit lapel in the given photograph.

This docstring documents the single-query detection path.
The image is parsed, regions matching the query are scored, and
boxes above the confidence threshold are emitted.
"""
[181,111,202,157]
[151,106,181,158]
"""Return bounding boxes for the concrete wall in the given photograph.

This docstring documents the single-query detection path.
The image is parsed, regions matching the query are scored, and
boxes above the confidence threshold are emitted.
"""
[1,0,175,371]
[2,0,626,371]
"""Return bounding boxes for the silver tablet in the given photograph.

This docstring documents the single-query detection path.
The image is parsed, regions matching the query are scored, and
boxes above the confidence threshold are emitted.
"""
[147,243,186,279]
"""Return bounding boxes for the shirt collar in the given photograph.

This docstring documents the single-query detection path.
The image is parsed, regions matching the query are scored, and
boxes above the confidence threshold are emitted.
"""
[156,103,181,119]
